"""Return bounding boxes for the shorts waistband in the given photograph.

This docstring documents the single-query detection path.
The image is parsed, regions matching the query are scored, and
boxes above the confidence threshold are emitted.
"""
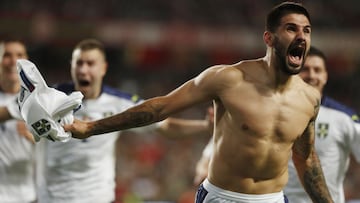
[203,179,284,202]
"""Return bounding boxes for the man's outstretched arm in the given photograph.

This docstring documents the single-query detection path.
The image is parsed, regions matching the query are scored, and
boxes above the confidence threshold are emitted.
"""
[66,96,167,139]
[65,66,224,139]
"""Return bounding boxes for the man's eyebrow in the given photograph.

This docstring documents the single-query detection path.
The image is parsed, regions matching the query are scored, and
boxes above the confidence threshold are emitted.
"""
[284,23,311,29]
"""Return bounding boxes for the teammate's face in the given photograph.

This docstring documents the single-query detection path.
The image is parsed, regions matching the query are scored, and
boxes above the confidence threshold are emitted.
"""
[71,48,107,99]
[299,55,327,93]
[272,13,311,75]
[0,41,28,83]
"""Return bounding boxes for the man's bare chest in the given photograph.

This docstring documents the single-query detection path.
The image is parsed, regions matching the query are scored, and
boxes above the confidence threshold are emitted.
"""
[221,88,312,140]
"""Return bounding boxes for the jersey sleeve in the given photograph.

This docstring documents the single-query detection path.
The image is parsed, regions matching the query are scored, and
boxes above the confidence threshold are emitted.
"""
[350,123,360,162]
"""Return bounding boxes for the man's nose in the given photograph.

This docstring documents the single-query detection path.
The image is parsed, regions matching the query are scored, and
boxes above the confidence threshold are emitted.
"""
[9,56,18,67]
[307,69,317,79]
[296,30,306,41]
[77,63,89,73]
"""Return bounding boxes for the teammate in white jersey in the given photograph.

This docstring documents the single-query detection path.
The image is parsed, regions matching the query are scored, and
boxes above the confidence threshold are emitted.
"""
[194,46,360,203]
[284,47,360,202]
[32,39,211,203]
[0,39,36,202]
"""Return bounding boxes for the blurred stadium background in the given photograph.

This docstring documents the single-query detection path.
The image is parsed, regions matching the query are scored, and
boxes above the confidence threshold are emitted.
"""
[1,0,360,202]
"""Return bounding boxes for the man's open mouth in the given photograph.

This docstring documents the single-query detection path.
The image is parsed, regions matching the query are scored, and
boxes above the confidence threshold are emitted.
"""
[288,44,305,67]
[79,80,90,86]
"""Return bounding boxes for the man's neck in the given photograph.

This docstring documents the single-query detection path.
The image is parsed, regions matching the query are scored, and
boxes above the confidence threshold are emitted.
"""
[0,80,20,94]
[263,50,292,90]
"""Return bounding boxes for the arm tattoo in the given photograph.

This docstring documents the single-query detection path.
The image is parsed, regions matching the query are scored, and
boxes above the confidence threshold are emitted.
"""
[91,102,161,135]
[121,111,156,128]
[294,99,333,202]
[302,99,332,202]
[293,121,313,159]
[294,99,320,156]
[303,153,333,203]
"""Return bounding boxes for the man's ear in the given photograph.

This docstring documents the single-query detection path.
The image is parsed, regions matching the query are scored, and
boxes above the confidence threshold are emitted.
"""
[102,62,108,76]
[263,31,273,47]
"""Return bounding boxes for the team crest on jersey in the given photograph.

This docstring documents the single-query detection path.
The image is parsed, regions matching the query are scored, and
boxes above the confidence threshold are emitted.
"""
[316,123,329,138]
[32,119,51,135]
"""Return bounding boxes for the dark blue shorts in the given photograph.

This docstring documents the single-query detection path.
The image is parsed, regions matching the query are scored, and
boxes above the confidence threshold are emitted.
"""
[196,184,208,203]
[195,183,289,203]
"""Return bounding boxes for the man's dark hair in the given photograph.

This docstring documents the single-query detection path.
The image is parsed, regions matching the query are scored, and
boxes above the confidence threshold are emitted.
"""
[74,38,106,60]
[0,36,28,58]
[266,2,311,32]
[0,36,27,48]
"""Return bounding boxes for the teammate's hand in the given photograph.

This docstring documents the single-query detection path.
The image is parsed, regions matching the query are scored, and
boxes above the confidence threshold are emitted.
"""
[63,119,92,139]
[16,121,35,143]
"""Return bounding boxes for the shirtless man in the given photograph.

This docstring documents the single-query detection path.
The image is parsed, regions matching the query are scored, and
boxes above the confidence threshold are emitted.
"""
[65,2,333,202]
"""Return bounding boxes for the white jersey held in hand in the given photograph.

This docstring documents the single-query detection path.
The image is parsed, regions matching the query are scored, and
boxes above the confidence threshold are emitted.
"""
[16,59,83,142]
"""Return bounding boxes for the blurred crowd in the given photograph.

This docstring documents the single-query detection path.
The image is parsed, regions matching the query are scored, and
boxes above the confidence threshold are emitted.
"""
[114,130,209,202]
[1,0,360,28]
[1,0,360,202]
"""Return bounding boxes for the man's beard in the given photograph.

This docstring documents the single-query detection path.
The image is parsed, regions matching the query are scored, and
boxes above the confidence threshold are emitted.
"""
[273,37,304,75]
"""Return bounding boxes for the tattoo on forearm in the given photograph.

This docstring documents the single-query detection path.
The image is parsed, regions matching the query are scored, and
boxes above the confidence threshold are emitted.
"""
[96,111,155,134]
[124,111,156,127]
[303,154,333,203]
[92,103,160,135]
[293,99,333,202]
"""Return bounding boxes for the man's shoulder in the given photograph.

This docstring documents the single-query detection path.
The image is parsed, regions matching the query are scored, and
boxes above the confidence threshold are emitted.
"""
[321,96,359,123]
[208,58,259,70]
[231,58,264,69]
[207,59,261,79]
[294,76,321,97]
[200,63,241,83]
